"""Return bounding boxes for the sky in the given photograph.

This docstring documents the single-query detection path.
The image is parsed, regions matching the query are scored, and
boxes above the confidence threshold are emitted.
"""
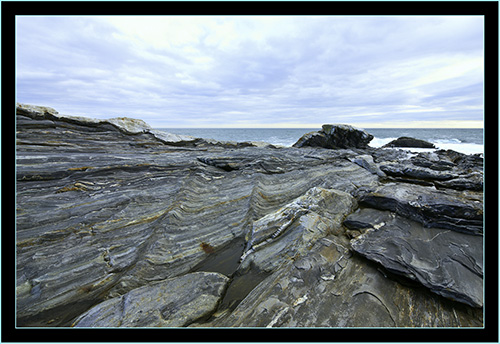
[16,15,484,128]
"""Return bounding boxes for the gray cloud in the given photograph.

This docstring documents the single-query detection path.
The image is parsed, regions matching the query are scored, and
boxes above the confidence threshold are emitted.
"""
[16,16,484,128]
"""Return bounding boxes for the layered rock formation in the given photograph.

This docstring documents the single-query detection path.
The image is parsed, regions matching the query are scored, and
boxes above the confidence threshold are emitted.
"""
[347,209,483,308]
[16,104,483,327]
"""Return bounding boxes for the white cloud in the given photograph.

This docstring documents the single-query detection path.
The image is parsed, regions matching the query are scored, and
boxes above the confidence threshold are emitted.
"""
[16,15,484,128]
[101,16,207,49]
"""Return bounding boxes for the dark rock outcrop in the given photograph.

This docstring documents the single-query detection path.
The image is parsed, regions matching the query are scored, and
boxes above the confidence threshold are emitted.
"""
[347,208,483,307]
[371,149,483,191]
[15,104,483,328]
[200,234,482,327]
[383,136,436,149]
[293,124,373,149]
[357,183,483,235]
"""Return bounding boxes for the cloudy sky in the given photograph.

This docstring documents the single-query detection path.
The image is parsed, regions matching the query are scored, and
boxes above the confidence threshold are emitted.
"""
[16,15,484,128]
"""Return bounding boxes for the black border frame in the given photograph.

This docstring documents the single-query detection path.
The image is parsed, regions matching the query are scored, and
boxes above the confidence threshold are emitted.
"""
[3,1,498,343]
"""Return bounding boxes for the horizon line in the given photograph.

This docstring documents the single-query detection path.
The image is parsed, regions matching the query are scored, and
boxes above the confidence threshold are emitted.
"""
[153,126,484,130]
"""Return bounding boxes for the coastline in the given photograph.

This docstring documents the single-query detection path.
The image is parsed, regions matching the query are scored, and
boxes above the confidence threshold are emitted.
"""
[155,127,484,155]
[16,104,484,328]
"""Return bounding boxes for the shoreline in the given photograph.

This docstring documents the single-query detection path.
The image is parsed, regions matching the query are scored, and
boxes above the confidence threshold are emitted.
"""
[16,104,484,328]
[153,127,484,155]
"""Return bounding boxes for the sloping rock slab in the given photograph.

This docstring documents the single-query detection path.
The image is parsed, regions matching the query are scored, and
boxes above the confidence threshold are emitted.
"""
[380,163,456,181]
[349,208,483,307]
[349,154,386,177]
[73,272,229,327]
[206,235,482,327]
[239,187,357,273]
[293,124,373,149]
[358,183,483,235]
[378,152,483,191]
[343,208,392,232]
[16,104,379,326]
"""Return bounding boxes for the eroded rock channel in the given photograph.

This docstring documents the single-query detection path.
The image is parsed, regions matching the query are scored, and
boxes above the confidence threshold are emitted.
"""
[16,104,484,327]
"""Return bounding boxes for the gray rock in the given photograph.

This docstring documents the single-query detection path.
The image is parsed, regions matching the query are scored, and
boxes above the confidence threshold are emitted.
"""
[436,149,483,172]
[378,156,483,191]
[343,207,394,232]
[16,104,378,326]
[293,124,373,149]
[348,208,483,307]
[368,148,483,191]
[73,272,229,327]
[239,187,357,272]
[434,173,483,191]
[380,163,456,181]
[358,183,483,235]
[411,153,455,171]
[206,235,482,327]
[383,136,436,149]
[15,103,483,327]
[349,154,386,177]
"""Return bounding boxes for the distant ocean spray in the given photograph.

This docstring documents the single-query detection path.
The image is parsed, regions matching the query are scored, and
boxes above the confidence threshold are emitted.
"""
[156,127,484,155]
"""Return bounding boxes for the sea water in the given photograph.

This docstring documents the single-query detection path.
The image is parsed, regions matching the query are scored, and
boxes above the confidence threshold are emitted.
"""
[156,128,484,155]
[366,128,484,155]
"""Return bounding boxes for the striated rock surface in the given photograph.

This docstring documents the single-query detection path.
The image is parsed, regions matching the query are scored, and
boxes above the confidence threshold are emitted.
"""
[73,272,229,327]
[376,149,483,191]
[357,183,483,235]
[16,104,483,328]
[238,187,357,273]
[202,235,482,327]
[348,208,483,307]
[292,124,373,149]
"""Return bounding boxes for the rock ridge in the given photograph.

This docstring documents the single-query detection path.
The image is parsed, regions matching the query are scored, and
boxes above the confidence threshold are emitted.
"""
[16,104,483,327]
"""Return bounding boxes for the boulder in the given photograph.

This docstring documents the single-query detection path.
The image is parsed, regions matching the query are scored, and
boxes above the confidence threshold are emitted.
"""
[380,163,456,181]
[436,149,483,172]
[73,272,229,327]
[383,136,435,149]
[293,124,373,149]
[370,149,483,191]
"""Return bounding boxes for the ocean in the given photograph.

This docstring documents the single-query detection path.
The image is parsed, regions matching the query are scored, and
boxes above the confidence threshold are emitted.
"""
[156,128,484,155]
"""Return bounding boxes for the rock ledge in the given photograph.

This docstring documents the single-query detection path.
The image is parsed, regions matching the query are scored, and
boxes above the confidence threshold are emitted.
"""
[16,104,483,328]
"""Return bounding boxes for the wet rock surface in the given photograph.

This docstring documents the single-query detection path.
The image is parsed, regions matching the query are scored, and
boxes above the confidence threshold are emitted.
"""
[16,104,483,327]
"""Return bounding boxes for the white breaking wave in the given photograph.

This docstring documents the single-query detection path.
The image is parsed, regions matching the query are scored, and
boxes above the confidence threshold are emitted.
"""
[157,128,483,156]
[433,142,483,155]
[434,138,462,144]
[368,137,483,155]
[368,137,399,148]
